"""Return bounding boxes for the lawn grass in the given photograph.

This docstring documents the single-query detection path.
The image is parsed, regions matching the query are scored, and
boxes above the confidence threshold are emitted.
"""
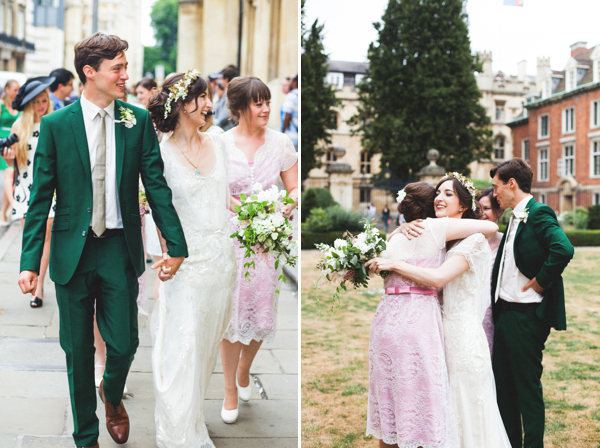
[301,248,600,447]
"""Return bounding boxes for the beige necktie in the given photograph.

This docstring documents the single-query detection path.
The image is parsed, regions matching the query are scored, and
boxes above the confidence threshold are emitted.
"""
[92,109,107,236]
[494,213,514,303]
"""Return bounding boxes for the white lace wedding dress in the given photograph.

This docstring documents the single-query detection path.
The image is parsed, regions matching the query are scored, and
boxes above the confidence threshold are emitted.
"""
[442,233,511,447]
[151,133,235,448]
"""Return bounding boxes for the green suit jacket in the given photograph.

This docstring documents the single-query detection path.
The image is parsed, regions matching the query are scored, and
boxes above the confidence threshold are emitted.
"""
[491,198,574,331]
[20,99,188,285]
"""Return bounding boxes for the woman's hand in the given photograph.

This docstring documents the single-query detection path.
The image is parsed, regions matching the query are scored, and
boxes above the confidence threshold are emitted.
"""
[365,257,397,275]
[2,147,15,162]
[387,219,425,241]
[283,201,297,218]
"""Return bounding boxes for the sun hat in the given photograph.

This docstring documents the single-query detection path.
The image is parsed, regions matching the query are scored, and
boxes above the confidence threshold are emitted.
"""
[12,76,55,111]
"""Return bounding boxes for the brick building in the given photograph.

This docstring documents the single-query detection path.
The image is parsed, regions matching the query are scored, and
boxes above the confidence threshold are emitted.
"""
[509,42,600,212]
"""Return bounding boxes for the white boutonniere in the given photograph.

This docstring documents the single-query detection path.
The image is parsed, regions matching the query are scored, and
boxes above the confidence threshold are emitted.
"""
[396,189,406,204]
[115,107,137,128]
[515,208,529,223]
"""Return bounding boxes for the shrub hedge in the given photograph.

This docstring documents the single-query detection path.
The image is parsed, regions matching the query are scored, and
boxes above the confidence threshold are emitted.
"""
[301,188,337,222]
[564,230,600,246]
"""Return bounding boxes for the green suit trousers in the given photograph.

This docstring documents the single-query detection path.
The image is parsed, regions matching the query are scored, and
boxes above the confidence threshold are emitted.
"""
[55,232,139,447]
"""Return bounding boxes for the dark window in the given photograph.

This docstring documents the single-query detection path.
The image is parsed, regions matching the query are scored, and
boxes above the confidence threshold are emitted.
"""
[522,139,530,161]
[494,136,505,160]
[360,187,371,203]
[360,150,371,174]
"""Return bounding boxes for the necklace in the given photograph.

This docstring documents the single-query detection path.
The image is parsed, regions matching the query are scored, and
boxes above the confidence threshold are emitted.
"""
[173,137,202,175]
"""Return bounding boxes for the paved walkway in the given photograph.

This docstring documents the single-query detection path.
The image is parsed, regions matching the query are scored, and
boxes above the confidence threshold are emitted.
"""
[0,220,298,447]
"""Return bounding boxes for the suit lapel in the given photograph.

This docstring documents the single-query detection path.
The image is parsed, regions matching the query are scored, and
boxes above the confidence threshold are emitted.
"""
[70,100,92,185]
[513,197,536,261]
[114,100,125,192]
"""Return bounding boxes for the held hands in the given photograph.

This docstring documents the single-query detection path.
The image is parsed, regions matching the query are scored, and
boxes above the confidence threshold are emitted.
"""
[522,277,545,295]
[152,253,185,282]
[387,219,425,241]
[364,257,396,276]
[18,270,38,296]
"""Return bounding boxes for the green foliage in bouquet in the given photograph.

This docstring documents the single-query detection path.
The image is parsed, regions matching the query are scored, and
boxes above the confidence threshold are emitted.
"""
[230,188,298,291]
[315,220,387,307]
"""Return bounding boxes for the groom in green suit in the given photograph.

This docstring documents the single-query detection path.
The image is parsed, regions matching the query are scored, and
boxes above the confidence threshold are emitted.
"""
[491,158,574,448]
[18,33,187,448]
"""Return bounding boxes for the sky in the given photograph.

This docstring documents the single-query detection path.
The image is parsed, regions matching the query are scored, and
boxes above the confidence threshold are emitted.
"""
[304,0,600,76]
[141,0,159,47]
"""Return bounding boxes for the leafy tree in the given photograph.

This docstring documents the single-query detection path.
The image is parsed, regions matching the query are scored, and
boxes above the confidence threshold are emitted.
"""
[143,0,178,77]
[300,0,339,181]
[350,0,492,179]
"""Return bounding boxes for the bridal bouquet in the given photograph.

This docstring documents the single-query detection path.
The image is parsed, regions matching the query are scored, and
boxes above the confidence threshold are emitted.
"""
[230,183,298,283]
[315,220,387,304]
[138,179,149,215]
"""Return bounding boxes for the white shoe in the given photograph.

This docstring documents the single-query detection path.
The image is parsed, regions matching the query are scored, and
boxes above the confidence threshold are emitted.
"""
[123,384,128,398]
[221,399,238,424]
[236,375,252,402]
[94,364,104,388]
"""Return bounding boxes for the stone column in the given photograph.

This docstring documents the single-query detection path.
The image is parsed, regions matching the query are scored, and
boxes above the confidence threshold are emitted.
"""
[326,163,354,211]
[417,149,446,185]
[177,0,203,74]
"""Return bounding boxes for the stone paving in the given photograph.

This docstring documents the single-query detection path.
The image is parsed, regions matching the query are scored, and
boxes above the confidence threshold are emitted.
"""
[0,217,298,448]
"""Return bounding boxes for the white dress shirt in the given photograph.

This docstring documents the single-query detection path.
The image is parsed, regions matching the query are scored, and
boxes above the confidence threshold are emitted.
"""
[498,195,542,303]
[80,93,123,229]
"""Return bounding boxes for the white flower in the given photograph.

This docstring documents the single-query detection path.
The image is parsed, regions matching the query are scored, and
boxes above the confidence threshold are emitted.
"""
[515,209,529,223]
[397,189,406,204]
[333,238,347,250]
[115,107,136,128]
[271,232,279,240]
[330,269,349,283]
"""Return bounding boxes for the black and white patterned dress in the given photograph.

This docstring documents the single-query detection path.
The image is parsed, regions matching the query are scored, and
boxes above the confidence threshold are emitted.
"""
[12,123,56,220]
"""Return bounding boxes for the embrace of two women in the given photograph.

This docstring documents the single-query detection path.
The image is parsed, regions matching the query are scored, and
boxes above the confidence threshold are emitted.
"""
[364,159,573,448]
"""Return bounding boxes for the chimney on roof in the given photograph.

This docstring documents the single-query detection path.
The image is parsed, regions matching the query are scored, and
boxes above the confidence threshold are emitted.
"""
[478,51,492,75]
[570,41,588,58]
[517,60,527,82]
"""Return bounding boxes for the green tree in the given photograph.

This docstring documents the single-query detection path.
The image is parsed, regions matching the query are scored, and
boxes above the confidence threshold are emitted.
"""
[350,0,492,179]
[143,0,178,77]
[300,0,339,181]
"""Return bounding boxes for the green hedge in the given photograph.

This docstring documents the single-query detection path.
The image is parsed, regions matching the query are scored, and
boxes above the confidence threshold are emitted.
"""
[565,230,600,246]
[301,230,387,250]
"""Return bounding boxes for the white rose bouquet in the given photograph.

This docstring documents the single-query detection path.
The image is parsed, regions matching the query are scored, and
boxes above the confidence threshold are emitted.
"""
[315,220,387,304]
[230,183,298,283]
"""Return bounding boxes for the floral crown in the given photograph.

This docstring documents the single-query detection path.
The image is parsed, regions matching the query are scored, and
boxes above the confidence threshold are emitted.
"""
[163,69,202,119]
[445,172,479,211]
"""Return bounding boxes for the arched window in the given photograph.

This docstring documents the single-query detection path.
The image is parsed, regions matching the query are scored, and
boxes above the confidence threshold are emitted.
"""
[360,150,372,174]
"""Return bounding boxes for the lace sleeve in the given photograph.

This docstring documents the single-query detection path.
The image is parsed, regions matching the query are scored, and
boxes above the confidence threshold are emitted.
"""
[425,217,449,249]
[280,133,298,172]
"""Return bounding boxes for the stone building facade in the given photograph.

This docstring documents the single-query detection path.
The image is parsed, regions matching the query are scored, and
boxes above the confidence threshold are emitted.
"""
[0,0,34,73]
[177,0,298,131]
[25,0,143,85]
[509,42,600,212]
[470,51,536,180]
[302,60,398,213]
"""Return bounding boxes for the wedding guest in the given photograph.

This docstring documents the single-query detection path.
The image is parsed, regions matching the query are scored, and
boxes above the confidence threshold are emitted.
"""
[5,77,55,307]
[49,68,75,110]
[476,187,503,356]
[214,65,239,131]
[281,75,298,149]
[0,79,20,226]
[135,77,157,107]
[381,204,390,233]
[220,75,298,424]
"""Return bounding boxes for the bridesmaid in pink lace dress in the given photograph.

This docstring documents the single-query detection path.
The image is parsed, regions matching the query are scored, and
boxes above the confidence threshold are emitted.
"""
[365,183,498,448]
[476,187,504,357]
[219,76,298,423]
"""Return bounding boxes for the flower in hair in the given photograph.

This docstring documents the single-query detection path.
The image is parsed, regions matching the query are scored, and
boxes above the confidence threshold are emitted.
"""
[163,69,202,119]
[445,172,479,211]
[397,189,406,204]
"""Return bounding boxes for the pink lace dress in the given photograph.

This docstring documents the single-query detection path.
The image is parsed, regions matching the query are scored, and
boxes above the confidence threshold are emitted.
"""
[367,218,459,447]
[223,128,297,344]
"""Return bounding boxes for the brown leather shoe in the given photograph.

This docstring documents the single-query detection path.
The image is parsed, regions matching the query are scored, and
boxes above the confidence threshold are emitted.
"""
[98,380,130,444]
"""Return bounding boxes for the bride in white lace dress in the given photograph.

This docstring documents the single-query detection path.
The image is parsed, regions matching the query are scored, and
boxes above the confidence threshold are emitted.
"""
[147,71,236,448]
[368,174,511,447]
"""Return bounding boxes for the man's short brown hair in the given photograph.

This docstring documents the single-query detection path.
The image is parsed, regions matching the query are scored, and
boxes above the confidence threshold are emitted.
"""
[74,32,128,84]
[490,158,533,193]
